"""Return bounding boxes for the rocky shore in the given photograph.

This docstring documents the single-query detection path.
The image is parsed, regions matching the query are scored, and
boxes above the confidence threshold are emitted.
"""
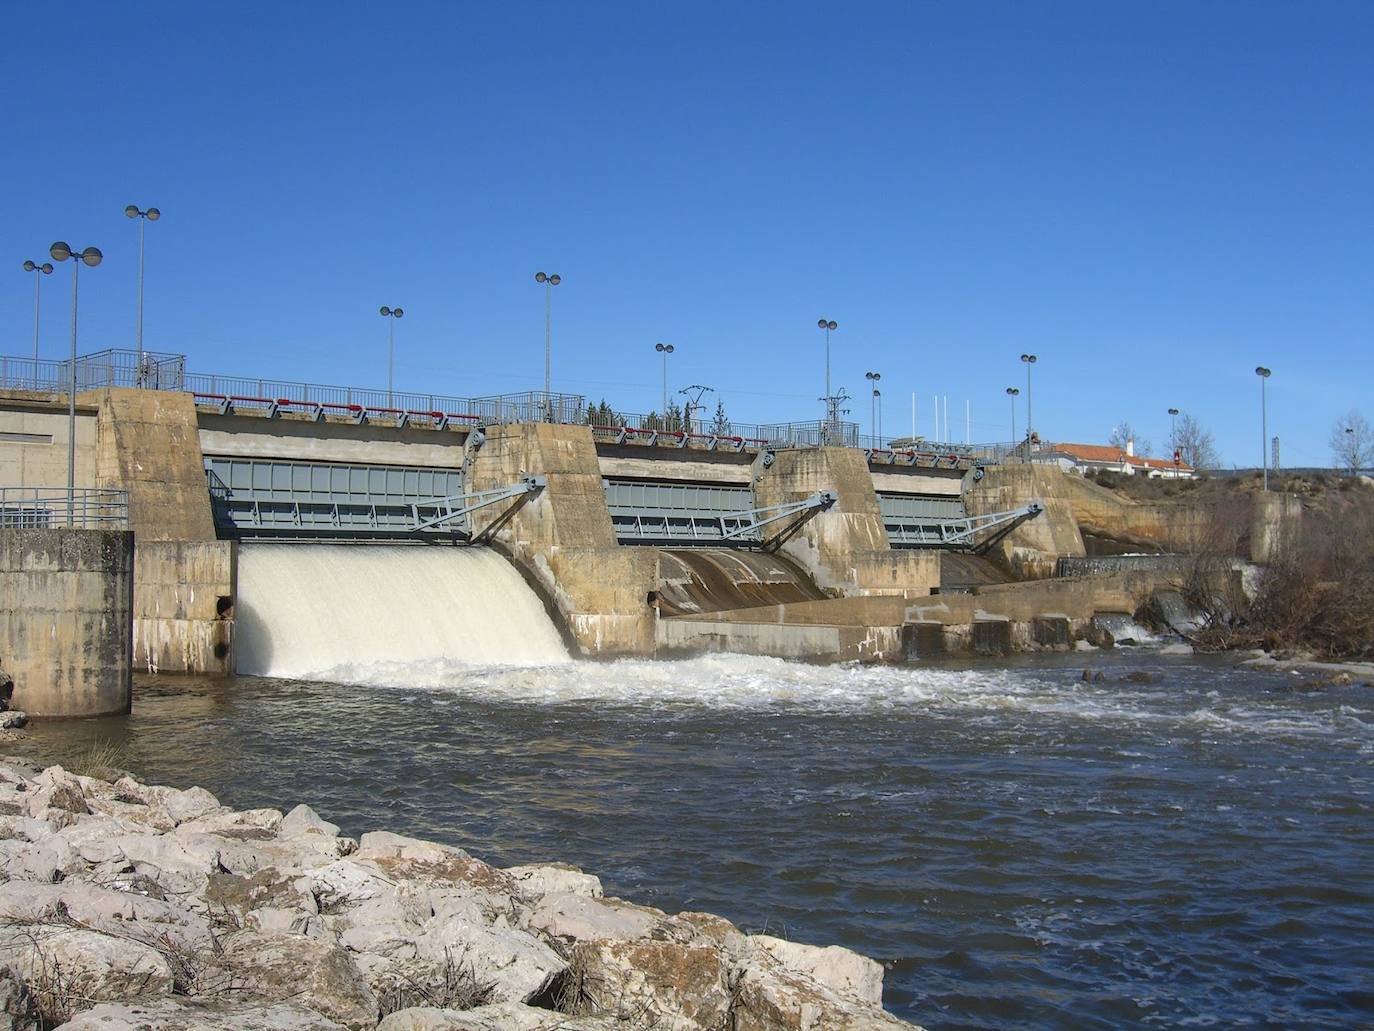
[0,758,919,1030]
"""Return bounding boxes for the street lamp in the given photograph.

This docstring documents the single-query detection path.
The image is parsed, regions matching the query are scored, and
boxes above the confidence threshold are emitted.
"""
[1005,387,1020,450]
[50,241,103,526]
[22,260,54,367]
[124,205,161,385]
[818,319,838,436]
[535,272,562,416]
[655,343,675,417]
[865,371,881,443]
[379,306,404,408]
[1020,353,1037,450]
[1255,366,1272,490]
[1167,408,1180,478]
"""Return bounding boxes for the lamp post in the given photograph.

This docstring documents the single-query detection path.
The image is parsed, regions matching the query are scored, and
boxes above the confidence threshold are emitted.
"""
[22,260,54,369]
[655,343,674,417]
[124,205,160,385]
[1167,408,1180,477]
[1020,353,1037,451]
[1005,387,1020,453]
[50,241,103,526]
[535,272,561,418]
[379,306,404,408]
[865,371,881,444]
[1255,366,1272,490]
[818,319,838,436]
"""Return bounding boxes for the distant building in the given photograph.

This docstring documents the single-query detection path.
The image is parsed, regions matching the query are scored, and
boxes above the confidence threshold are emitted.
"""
[1039,439,1194,479]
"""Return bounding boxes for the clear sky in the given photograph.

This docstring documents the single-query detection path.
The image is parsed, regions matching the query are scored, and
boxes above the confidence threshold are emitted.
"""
[5,1,1371,466]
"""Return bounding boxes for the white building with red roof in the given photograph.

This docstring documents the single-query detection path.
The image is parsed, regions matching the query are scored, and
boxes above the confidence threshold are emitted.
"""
[1039,439,1194,479]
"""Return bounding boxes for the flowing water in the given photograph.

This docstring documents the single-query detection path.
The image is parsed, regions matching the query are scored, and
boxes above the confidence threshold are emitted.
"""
[18,545,1374,1029]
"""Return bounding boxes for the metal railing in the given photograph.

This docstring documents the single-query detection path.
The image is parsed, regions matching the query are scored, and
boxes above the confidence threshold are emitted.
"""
[0,349,185,393]
[0,487,130,530]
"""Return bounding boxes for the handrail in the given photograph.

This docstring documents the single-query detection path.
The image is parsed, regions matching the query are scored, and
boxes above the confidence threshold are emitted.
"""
[0,486,130,530]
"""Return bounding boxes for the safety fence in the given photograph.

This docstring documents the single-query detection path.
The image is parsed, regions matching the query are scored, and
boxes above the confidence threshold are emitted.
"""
[0,486,130,530]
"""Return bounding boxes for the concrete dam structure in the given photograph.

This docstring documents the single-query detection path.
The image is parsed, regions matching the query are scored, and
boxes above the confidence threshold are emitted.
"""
[0,366,1301,708]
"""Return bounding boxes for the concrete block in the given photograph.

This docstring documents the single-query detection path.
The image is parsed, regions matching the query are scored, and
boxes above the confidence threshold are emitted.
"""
[901,621,945,660]
[971,618,1011,656]
[1032,615,1071,647]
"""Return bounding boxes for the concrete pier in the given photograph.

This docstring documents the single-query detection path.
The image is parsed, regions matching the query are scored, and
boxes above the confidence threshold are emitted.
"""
[0,528,132,716]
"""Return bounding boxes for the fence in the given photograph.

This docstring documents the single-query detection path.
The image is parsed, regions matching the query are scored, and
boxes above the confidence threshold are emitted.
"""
[0,349,185,393]
[0,487,130,530]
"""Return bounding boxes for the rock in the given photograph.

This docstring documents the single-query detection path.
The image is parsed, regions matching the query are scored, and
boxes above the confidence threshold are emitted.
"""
[205,868,319,924]
[416,915,565,1004]
[749,934,884,1007]
[23,768,89,818]
[111,831,221,895]
[0,881,211,951]
[379,1001,622,1030]
[61,996,349,1030]
[1121,671,1158,684]
[119,781,225,826]
[177,807,284,838]
[524,892,661,942]
[306,859,398,912]
[0,926,173,1017]
[217,929,378,1030]
[357,833,515,895]
[85,796,178,834]
[571,938,730,1028]
[505,863,603,899]
[0,963,36,1031]
[281,803,342,839]
[0,714,26,731]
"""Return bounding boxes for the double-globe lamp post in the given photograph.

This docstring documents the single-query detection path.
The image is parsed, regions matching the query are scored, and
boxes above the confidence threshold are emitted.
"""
[535,272,561,419]
[49,241,103,526]
[124,205,160,384]
[655,343,674,417]
[865,371,881,443]
[818,319,838,438]
[1256,366,1272,491]
[1005,387,1020,449]
[22,259,54,367]
[379,306,404,409]
[1020,353,1037,450]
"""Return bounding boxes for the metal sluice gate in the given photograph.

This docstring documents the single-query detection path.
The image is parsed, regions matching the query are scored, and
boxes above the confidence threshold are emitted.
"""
[204,456,542,541]
[879,492,1043,551]
[604,479,835,548]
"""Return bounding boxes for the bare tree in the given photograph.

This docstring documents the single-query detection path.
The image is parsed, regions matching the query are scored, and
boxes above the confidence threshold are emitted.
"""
[1108,422,1152,456]
[1171,412,1219,472]
[1330,410,1373,476]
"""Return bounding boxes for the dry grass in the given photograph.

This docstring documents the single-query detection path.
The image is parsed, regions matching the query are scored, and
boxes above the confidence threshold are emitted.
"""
[375,947,495,1016]
[68,740,129,782]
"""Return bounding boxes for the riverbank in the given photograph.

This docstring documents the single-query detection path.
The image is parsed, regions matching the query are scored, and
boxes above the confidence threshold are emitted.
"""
[0,757,918,1030]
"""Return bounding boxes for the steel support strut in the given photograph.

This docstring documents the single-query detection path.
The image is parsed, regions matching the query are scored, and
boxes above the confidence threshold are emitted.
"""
[410,475,546,533]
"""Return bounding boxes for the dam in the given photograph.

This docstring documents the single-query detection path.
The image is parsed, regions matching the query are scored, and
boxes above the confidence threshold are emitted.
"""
[0,348,1300,712]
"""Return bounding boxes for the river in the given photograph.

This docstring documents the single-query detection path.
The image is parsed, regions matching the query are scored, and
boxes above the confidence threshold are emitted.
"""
[18,652,1373,1029]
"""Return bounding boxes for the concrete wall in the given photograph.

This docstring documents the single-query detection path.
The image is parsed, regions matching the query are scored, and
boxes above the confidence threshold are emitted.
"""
[658,617,902,664]
[0,528,132,717]
[133,540,235,674]
[963,464,1086,579]
[199,414,470,468]
[869,467,964,496]
[0,393,98,490]
[467,423,657,657]
[753,448,940,597]
[93,389,235,674]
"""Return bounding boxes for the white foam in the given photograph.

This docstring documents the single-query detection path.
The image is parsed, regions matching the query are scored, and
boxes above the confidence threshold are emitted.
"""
[234,544,570,678]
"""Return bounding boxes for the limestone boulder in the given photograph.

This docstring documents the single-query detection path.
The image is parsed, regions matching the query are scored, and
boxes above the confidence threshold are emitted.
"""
[0,962,36,1031]
[505,863,603,900]
[116,779,225,825]
[0,925,173,1015]
[177,806,284,838]
[749,934,884,1007]
[281,803,342,839]
[0,881,210,951]
[730,958,916,1031]
[356,833,516,897]
[204,868,319,924]
[216,929,378,1030]
[60,996,348,1030]
[415,916,565,1004]
[22,767,89,818]
[523,892,661,943]
[571,938,731,1030]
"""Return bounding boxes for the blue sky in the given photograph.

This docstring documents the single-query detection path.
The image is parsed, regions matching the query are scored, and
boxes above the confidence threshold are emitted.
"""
[4,1,1371,466]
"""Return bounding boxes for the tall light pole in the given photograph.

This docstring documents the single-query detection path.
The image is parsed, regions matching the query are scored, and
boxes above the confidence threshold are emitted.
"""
[1020,353,1037,450]
[818,319,838,436]
[22,260,54,366]
[865,371,881,443]
[50,242,102,526]
[1005,387,1020,450]
[1168,407,1180,478]
[379,306,404,408]
[1255,366,1272,490]
[535,272,561,417]
[124,205,160,385]
[655,342,675,417]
